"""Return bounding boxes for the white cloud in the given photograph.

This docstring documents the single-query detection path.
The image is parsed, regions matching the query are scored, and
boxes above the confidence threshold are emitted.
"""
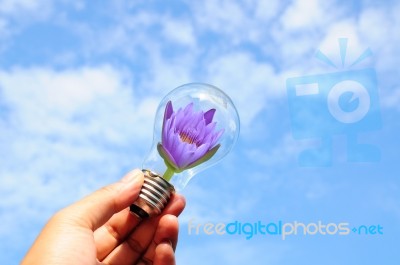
[0,0,56,54]
[207,52,281,126]
[0,66,146,139]
[0,65,158,247]
[0,0,45,13]
[190,0,282,45]
[0,0,53,21]
[280,0,326,30]
[139,44,195,95]
[357,3,400,111]
[52,8,160,60]
[2,66,119,112]
[162,18,196,47]
[253,0,281,21]
[380,86,400,110]
[245,133,303,167]
[272,0,350,71]
[192,0,246,35]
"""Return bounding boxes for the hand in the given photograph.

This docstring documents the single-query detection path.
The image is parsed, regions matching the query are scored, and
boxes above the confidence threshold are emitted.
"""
[21,169,186,265]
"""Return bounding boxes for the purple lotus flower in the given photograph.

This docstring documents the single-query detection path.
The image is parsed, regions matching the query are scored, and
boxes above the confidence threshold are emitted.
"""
[157,101,224,179]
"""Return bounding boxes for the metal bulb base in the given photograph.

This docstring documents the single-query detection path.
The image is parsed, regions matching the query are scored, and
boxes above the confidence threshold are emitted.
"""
[130,169,175,219]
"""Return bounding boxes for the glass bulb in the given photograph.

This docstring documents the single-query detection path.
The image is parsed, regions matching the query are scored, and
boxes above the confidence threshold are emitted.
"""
[130,83,240,219]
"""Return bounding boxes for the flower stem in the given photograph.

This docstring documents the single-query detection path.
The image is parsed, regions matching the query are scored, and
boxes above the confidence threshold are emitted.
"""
[163,166,175,181]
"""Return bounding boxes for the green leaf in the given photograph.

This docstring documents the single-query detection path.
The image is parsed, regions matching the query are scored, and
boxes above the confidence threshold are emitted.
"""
[157,143,179,170]
[186,144,221,169]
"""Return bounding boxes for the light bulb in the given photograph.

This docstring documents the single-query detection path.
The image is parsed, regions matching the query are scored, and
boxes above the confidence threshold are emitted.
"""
[130,83,240,219]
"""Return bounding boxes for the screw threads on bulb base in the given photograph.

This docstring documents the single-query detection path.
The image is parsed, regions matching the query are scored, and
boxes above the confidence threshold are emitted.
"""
[130,169,175,219]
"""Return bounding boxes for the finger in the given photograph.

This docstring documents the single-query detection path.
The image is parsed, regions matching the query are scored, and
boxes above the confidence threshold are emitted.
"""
[58,169,144,231]
[101,194,185,264]
[95,193,185,261]
[94,207,141,260]
[153,241,175,265]
[139,215,179,264]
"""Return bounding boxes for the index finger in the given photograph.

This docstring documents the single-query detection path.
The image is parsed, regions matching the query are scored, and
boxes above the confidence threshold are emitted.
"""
[94,207,142,260]
[94,193,185,261]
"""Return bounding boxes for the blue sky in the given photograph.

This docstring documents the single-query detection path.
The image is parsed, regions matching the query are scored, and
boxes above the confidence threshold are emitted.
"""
[0,0,399,264]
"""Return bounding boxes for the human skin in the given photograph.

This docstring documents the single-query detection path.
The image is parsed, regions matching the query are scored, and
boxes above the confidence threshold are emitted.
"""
[21,169,186,265]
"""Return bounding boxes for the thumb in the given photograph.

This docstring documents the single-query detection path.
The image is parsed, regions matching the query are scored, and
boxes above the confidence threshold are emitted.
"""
[61,169,144,231]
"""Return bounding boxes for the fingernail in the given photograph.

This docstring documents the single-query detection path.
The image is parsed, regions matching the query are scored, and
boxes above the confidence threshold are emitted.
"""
[159,239,174,252]
[121,169,142,183]
[160,239,172,246]
[120,170,144,199]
